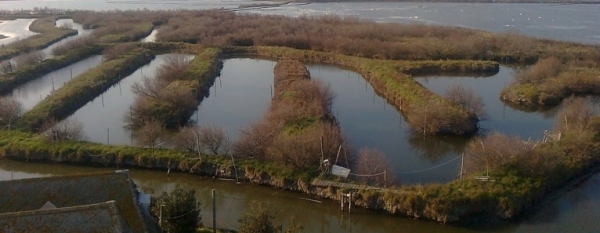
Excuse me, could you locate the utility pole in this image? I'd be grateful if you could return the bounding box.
[106,127,109,145]
[212,189,216,233]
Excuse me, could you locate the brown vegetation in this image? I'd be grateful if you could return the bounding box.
[445,84,486,120]
[235,60,343,170]
[0,97,22,128]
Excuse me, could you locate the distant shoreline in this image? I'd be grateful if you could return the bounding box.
[272,0,600,4]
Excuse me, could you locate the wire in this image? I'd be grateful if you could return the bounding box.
[348,171,386,177]
[164,207,201,220]
[396,155,462,174]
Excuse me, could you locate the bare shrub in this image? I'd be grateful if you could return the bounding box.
[134,119,165,148]
[173,125,228,157]
[515,57,563,84]
[0,97,22,127]
[52,36,96,56]
[555,97,597,134]
[14,51,45,69]
[102,43,138,61]
[445,84,486,119]
[353,147,393,186]
[155,54,192,83]
[0,60,15,74]
[464,133,534,176]
[42,118,86,142]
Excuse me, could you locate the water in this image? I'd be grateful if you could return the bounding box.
[1,158,600,233]
[190,58,275,142]
[141,29,158,43]
[0,18,37,45]
[8,55,102,111]
[41,19,93,58]
[0,1,599,231]
[66,54,190,145]
[415,66,556,140]
[244,3,600,45]
[0,0,274,11]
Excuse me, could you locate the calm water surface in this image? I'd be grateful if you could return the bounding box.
[1,158,599,233]
[190,58,275,141]
[8,55,102,111]
[0,18,37,45]
[41,19,93,58]
[0,1,599,232]
[67,54,192,145]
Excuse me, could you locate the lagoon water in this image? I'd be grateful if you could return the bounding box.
[0,18,37,45]
[1,1,600,232]
[9,55,103,111]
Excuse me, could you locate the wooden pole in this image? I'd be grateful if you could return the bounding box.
[459,153,465,179]
[348,193,352,214]
[335,145,342,165]
[340,193,344,211]
[320,136,324,171]
[212,189,216,233]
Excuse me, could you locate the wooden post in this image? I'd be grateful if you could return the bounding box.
[340,193,344,211]
[212,189,216,233]
[335,145,342,164]
[348,193,352,214]
[320,136,324,171]
[459,153,465,179]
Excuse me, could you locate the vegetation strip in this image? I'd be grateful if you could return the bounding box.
[16,48,155,132]
[0,45,102,94]
[129,48,222,129]
[223,46,496,135]
[0,17,78,60]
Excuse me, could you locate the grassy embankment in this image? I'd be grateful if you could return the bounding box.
[0,16,78,60]
[0,45,102,94]
[501,57,600,106]
[129,47,222,128]
[15,47,155,132]
[234,59,344,170]
[224,46,497,135]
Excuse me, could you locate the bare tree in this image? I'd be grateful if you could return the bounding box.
[556,97,597,133]
[134,119,165,148]
[464,133,534,176]
[353,147,393,187]
[515,57,563,84]
[173,125,228,159]
[155,54,192,83]
[0,60,15,74]
[445,84,486,120]
[14,51,45,69]
[42,118,86,142]
[0,97,22,130]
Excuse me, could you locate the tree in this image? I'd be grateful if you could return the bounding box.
[151,184,201,233]
[172,125,229,159]
[0,97,22,129]
[238,202,276,233]
[42,118,86,142]
[556,97,597,134]
[134,119,165,148]
[445,84,486,120]
[354,147,393,187]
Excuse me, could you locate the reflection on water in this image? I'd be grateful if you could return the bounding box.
[190,59,275,142]
[0,18,37,45]
[0,159,495,233]
[307,64,462,184]
[9,55,103,111]
[415,66,556,140]
[67,54,191,145]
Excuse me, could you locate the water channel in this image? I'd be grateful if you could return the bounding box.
[1,2,600,232]
[65,54,193,145]
[8,55,103,111]
[40,18,93,59]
